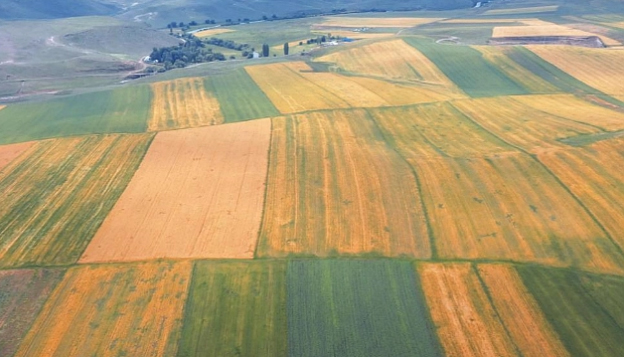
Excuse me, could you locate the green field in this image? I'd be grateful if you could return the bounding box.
[287,260,443,357]
[518,266,624,357]
[205,69,280,122]
[405,37,528,97]
[177,261,287,357]
[0,86,151,145]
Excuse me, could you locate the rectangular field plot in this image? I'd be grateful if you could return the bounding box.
[476,264,569,357]
[149,77,223,131]
[0,86,152,145]
[288,260,442,357]
[317,17,442,28]
[14,261,191,357]
[80,120,271,262]
[492,20,620,46]
[0,134,153,268]
[258,110,430,258]
[0,141,34,171]
[0,269,65,357]
[245,61,451,114]
[207,69,280,122]
[518,266,624,356]
[177,261,287,357]
[405,38,527,97]
[418,263,518,356]
[528,46,624,96]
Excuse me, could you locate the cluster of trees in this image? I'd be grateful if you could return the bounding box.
[204,37,249,51]
[303,35,338,45]
[149,35,226,70]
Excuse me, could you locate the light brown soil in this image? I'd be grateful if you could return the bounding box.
[79,119,271,262]
[0,141,34,171]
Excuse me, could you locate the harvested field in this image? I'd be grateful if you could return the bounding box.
[80,120,271,262]
[528,46,624,95]
[194,28,234,37]
[441,19,521,24]
[149,77,223,131]
[246,62,450,114]
[538,139,624,251]
[316,39,463,94]
[489,36,607,48]
[418,263,517,357]
[452,96,601,152]
[177,261,287,357]
[0,141,34,171]
[14,261,191,357]
[493,20,620,46]
[0,134,153,268]
[477,264,569,357]
[317,17,443,28]
[518,266,624,356]
[258,111,430,258]
[289,260,442,357]
[0,269,65,357]
[371,105,624,274]
[484,5,559,15]
[475,46,559,93]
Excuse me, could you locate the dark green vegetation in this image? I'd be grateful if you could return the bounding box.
[178,261,287,357]
[149,34,226,70]
[0,86,151,145]
[0,269,65,356]
[405,37,528,97]
[205,70,280,122]
[518,266,624,357]
[287,260,443,357]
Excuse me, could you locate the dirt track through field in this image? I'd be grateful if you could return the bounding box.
[80,120,271,262]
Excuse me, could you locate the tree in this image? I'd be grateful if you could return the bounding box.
[262,43,269,57]
[189,20,198,26]
[283,42,289,55]
[170,21,178,28]
[178,22,185,27]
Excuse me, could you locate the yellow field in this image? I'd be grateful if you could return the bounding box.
[418,263,517,357]
[15,261,191,357]
[246,62,452,114]
[452,96,601,152]
[538,138,624,252]
[193,28,234,37]
[477,264,570,357]
[0,105,4,111]
[528,46,624,95]
[475,46,559,93]
[317,17,443,28]
[258,110,431,258]
[316,39,463,93]
[149,77,223,131]
[484,5,559,15]
[492,20,620,46]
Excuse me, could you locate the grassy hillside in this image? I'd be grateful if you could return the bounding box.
[0,0,119,20]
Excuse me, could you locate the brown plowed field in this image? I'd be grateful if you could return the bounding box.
[418,263,517,357]
[149,77,223,131]
[477,264,569,357]
[80,120,271,262]
[258,110,430,258]
[0,141,34,171]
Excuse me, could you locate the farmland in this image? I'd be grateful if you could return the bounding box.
[193,28,234,38]
[0,134,153,267]
[316,17,443,28]
[0,141,34,171]
[491,20,621,46]
[288,260,442,357]
[80,120,271,263]
[258,110,430,258]
[149,77,223,131]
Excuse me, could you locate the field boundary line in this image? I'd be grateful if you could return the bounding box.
[254,118,275,259]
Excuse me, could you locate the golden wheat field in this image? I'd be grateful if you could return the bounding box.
[528,46,624,95]
[316,17,443,28]
[492,19,620,46]
[258,110,431,258]
[14,261,191,357]
[193,28,234,38]
[0,141,34,171]
[477,264,570,357]
[80,120,271,263]
[149,77,223,131]
[418,263,518,357]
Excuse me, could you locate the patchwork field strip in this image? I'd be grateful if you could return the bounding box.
[492,20,621,46]
[370,105,624,274]
[0,86,152,145]
[484,5,559,15]
[0,269,65,357]
[288,260,442,357]
[0,134,153,268]
[149,77,224,131]
[14,261,191,357]
[0,141,34,171]
[316,17,443,28]
[528,46,624,96]
[177,261,287,357]
[518,266,624,356]
[193,28,234,38]
[258,110,430,258]
[80,120,271,262]
[246,61,451,114]
[312,30,395,40]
